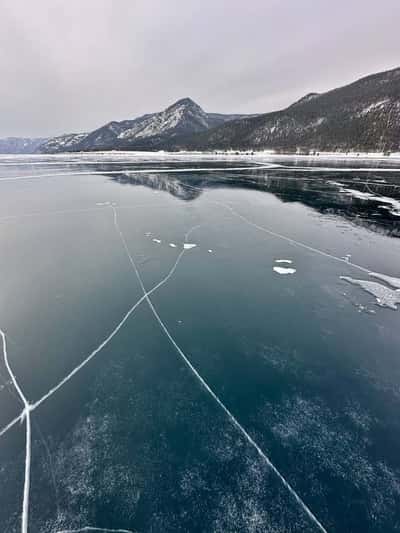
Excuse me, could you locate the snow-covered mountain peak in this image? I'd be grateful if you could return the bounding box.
[166,97,202,110]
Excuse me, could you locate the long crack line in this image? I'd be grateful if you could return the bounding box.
[111,206,328,533]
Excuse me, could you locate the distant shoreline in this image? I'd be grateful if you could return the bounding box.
[1,150,400,161]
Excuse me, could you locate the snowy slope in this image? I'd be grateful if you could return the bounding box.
[181,67,400,153]
[40,98,251,153]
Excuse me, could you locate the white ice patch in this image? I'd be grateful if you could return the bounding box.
[340,276,400,310]
[184,243,197,250]
[369,272,400,290]
[341,187,400,216]
[152,238,161,244]
[275,259,293,264]
[273,266,296,275]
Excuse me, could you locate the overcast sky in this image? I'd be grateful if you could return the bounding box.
[1,0,399,137]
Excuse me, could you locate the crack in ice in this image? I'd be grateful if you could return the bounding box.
[57,526,135,533]
[0,330,32,533]
[214,200,371,275]
[0,165,276,183]
[0,210,196,532]
[111,207,328,533]
[56,528,135,533]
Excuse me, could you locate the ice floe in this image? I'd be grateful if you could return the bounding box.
[340,276,400,310]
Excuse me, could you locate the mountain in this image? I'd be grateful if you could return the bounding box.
[177,67,400,153]
[0,137,47,154]
[40,98,251,153]
[4,66,400,154]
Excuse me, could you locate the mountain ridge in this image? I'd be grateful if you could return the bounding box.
[39,98,253,153]
[1,66,399,154]
[176,66,400,153]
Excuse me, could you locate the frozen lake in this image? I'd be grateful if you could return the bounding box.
[1,153,400,532]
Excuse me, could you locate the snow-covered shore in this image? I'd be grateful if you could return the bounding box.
[1,149,400,162]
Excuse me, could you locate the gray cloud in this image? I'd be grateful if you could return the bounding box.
[1,0,399,137]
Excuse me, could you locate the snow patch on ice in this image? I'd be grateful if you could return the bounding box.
[369,272,400,290]
[341,187,400,216]
[273,267,296,275]
[340,276,400,310]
